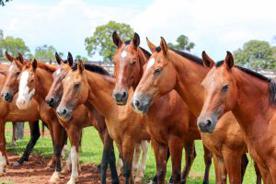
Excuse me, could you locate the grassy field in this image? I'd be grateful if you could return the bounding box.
[4,122,258,183]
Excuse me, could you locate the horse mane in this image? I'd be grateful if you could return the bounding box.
[155,46,204,66]
[37,62,56,73]
[235,66,271,82]
[269,78,276,105]
[72,63,110,76]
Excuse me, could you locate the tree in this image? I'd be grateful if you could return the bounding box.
[75,55,88,62]
[0,36,29,56]
[0,0,11,6]
[85,21,134,62]
[234,40,276,69]
[34,45,57,62]
[168,34,195,51]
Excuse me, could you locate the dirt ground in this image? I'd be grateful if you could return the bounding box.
[0,153,124,184]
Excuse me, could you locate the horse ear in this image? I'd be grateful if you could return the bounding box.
[67,52,73,66]
[17,53,24,63]
[55,52,62,65]
[160,37,168,56]
[32,59,38,71]
[202,51,215,68]
[224,51,234,70]
[78,61,84,74]
[112,31,122,48]
[146,37,156,53]
[5,51,14,62]
[132,32,140,48]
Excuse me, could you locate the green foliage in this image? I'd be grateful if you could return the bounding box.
[75,55,88,62]
[0,0,11,6]
[234,40,276,69]
[85,21,134,62]
[34,45,57,62]
[168,34,195,51]
[0,36,29,57]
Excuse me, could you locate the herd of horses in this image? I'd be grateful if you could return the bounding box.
[0,31,275,184]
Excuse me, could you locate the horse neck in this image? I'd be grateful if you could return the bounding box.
[34,68,53,103]
[231,68,271,136]
[85,71,118,116]
[170,52,208,116]
[133,48,149,89]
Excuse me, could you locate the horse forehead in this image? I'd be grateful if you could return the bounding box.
[9,62,18,72]
[20,70,30,85]
[146,58,155,70]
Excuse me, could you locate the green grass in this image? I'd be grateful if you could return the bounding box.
[4,122,258,183]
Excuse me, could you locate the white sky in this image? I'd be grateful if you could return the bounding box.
[1,0,276,60]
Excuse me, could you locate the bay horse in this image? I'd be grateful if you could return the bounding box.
[45,52,120,184]
[197,51,276,183]
[112,32,212,184]
[57,61,151,184]
[1,55,68,183]
[131,38,262,184]
[0,53,42,174]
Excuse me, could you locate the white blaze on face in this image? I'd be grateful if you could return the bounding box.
[9,63,16,72]
[55,68,61,76]
[16,71,35,109]
[146,58,155,70]
[121,50,128,58]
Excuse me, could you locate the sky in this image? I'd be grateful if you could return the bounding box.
[1,0,276,61]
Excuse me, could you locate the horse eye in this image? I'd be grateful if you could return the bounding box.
[129,60,136,65]
[221,84,229,92]
[74,83,80,89]
[154,68,162,75]
[16,72,20,75]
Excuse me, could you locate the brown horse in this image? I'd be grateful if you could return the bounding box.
[112,32,212,184]
[0,54,43,174]
[45,52,119,184]
[1,55,68,183]
[131,38,262,184]
[198,51,276,183]
[57,61,151,184]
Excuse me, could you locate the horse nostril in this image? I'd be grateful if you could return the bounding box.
[62,108,67,115]
[134,100,140,108]
[122,91,127,98]
[206,119,212,127]
[47,97,55,107]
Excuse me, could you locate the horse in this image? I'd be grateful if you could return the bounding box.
[45,52,120,184]
[131,37,262,184]
[56,61,151,184]
[197,51,276,183]
[112,31,212,184]
[0,53,44,174]
[1,55,68,183]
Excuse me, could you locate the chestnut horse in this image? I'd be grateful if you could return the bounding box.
[0,54,43,174]
[112,32,212,184]
[45,52,119,184]
[198,51,276,183]
[132,38,262,184]
[1,56,68,183]
[57,61,151,184]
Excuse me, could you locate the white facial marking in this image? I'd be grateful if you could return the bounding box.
[0,152,6,173]
[121,50,128,58]
[146,58,155,70]
[16,71,35,109]
[9,63,15,72]
[55,68,61,76]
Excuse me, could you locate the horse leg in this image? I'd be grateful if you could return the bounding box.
[135,140,149,183]
[241,153,248,182]
[100,130,119,184]
[223,149,242,184]
[67,127,81,184]
[253,162,262,184]
[181,141,196,184]
[202,145,212,184]
[0,121,7,175]
[12,122,17,145]
[122,138,135,184]
[152,148,171,184]
[13,120,40,167]
[132,143,141,179]
[213,155,227,184]
[169,138,183,184]
[49,123,67,184]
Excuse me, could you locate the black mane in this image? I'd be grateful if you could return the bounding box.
[235,66,270,82]
[71,63,110,76]
[155,46,203,66]
[270,78,276,105]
